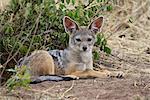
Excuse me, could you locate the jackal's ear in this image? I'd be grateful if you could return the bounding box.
[63,16,79,34]
[88,17,103,34]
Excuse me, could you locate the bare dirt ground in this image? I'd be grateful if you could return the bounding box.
[0,0,150,100]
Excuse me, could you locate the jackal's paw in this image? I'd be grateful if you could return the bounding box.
[108,71,124,78]
[65,75,79,80]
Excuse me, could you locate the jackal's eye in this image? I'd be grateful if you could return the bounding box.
[76,38,81,42]
[87,38,92,42]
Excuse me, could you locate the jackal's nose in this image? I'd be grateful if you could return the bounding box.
[82,46,87,51]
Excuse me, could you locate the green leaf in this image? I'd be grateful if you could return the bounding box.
[66,0,70,4]
[75,10,79,18]
[72,0,75,5]
[107,5,113,11]
[97,0,100,3]
[19,45,28,55]
[68,11,73,17]
[6,66,31,91]
[104,46,111,54]
[6,78,16,90]
[93,50,100,60]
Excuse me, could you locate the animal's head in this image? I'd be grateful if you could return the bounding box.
[63,16,103,52]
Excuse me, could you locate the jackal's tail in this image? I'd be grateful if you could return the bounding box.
[30,75,76,84]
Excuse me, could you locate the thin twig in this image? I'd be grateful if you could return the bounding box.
[59,80,75,99]
[5,19,27,66]
[21,12,42,65]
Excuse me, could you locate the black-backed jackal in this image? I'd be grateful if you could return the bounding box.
[19,16,123,83]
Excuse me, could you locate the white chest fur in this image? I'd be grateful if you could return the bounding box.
[80,51,93,63]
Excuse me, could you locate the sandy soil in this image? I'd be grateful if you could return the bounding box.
[0,0,150,100]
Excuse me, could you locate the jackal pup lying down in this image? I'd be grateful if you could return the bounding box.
[19,16,123,83]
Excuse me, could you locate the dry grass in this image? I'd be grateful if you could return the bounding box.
[103,0,150,55]
[0,0,10,11]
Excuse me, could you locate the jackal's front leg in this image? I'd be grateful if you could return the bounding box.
[65,63,123,79]
[70,69,124,79]
[69,69,111,78]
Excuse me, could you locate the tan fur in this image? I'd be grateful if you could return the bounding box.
[29,50,55,76]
